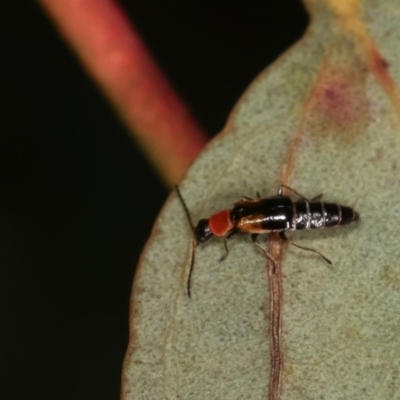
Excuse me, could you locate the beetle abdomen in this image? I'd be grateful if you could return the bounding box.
[293,201,359,230]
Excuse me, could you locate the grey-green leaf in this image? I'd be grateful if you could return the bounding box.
[122,1,400,399]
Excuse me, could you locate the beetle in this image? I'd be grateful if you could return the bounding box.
[176,185,359,297]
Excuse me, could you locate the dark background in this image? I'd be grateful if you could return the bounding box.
[1,1,307,399]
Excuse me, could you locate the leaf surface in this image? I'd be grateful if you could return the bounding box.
[122,1,400,398]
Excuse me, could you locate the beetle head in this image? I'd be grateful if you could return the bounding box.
[194,219,213,243]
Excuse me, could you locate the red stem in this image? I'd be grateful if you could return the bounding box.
[39,0,208,186]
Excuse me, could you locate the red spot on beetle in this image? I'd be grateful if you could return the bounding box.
[208,210,233,237]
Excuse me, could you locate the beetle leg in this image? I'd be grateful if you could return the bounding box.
[186,239,197,298]
[310,193,323,201]
[278,184,323,201]
[278,231,332,264]
[226,229,237,240]
[239,196,258,202]
[251,234,277,272]
[240,192,261,201]
[219,238,229,262]
[219,230,238,261]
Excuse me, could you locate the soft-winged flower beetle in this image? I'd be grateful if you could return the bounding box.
[176,185,359,298]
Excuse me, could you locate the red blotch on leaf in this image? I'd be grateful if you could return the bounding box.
[370,48,392,88]
[311,65,370,133]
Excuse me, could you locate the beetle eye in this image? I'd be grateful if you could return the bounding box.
[194,219,213,243]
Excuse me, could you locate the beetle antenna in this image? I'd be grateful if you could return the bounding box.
[175,185,195,232]
[187,239,197,298]
[175,185,197,297]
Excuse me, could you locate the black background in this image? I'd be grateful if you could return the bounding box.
[1,1,307,398]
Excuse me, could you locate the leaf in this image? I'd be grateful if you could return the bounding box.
[122,1,400,399]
